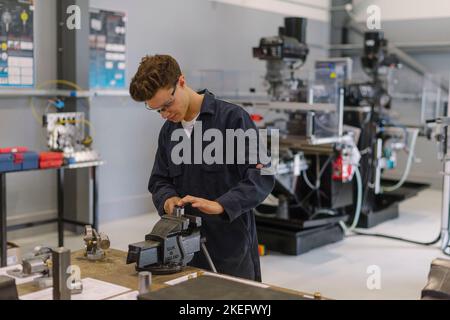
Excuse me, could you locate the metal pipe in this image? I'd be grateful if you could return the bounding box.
[0,174,6,267]
[442,87,450,250]
[201,242,217,273]
[338,88,344,137]
[329,41,450,53]
[374,138,382,195]
[138,271,152,295]
[92,166,99,231]
[441,159,450,250]
[57,169,64,247]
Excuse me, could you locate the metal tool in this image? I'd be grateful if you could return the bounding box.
[0,276,18,300]
[52,247,71,300]
[138,271,151,295]
[6,246,53,288]
[6,246,82,293]
[84,225,110,260]
[174,205,184,217]
[127,207,217,274]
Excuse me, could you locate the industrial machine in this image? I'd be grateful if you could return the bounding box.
[43,111,101,164]
[247,26,436,255]
[126,206,217,274]
[342,31,428,228]
[253,16,309,102]
[5,246,82,294]
[7,246,53,288]
[248,17,358,255]
[83,225,110,261]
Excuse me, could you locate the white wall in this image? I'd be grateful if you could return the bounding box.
[0,0,330,232]
[210,0,330,21]
[353,0,450,21]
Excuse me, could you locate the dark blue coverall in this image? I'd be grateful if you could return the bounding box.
[148,90,275,281]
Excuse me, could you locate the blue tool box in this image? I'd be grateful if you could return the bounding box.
[0,154,14,172]
[22,152,39,170]
[11,161,21,171]
[0,152,39,172]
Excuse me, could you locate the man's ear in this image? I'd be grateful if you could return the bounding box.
[179,74,186,87]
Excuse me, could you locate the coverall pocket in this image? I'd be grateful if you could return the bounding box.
[200,164,226,194]
[168,163,183,177]
[201,163,224,172]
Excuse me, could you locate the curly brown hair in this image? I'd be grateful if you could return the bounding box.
[129,55,182,102]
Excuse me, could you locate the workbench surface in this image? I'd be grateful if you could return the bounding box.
[17,248,322,300]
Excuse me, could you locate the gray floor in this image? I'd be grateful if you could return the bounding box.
[9,189,448,300]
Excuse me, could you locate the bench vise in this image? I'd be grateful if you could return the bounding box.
[126,207,209,274]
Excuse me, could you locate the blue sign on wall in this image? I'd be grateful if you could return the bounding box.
[0,0,34,88]
[89,8,126,90]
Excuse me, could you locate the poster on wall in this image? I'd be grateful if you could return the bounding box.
[0,0,34,87]
[89,8,126,90]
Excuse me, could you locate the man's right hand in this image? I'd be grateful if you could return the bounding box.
[164,196,181,215]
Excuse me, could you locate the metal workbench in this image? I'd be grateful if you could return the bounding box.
[0,161,103,267]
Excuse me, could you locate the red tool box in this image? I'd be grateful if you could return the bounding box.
[0,146,29,154]
[39,160,64,169]
[39,152,64,161]
[39,152,64,169]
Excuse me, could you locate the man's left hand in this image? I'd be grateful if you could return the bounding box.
[178,196,224,215]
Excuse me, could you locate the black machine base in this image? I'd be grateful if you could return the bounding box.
[136,263,184,275]
[256,223,345,255]
[355,180,429,229]
[356,203,399,229]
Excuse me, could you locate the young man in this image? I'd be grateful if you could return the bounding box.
[129,55,274,281]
